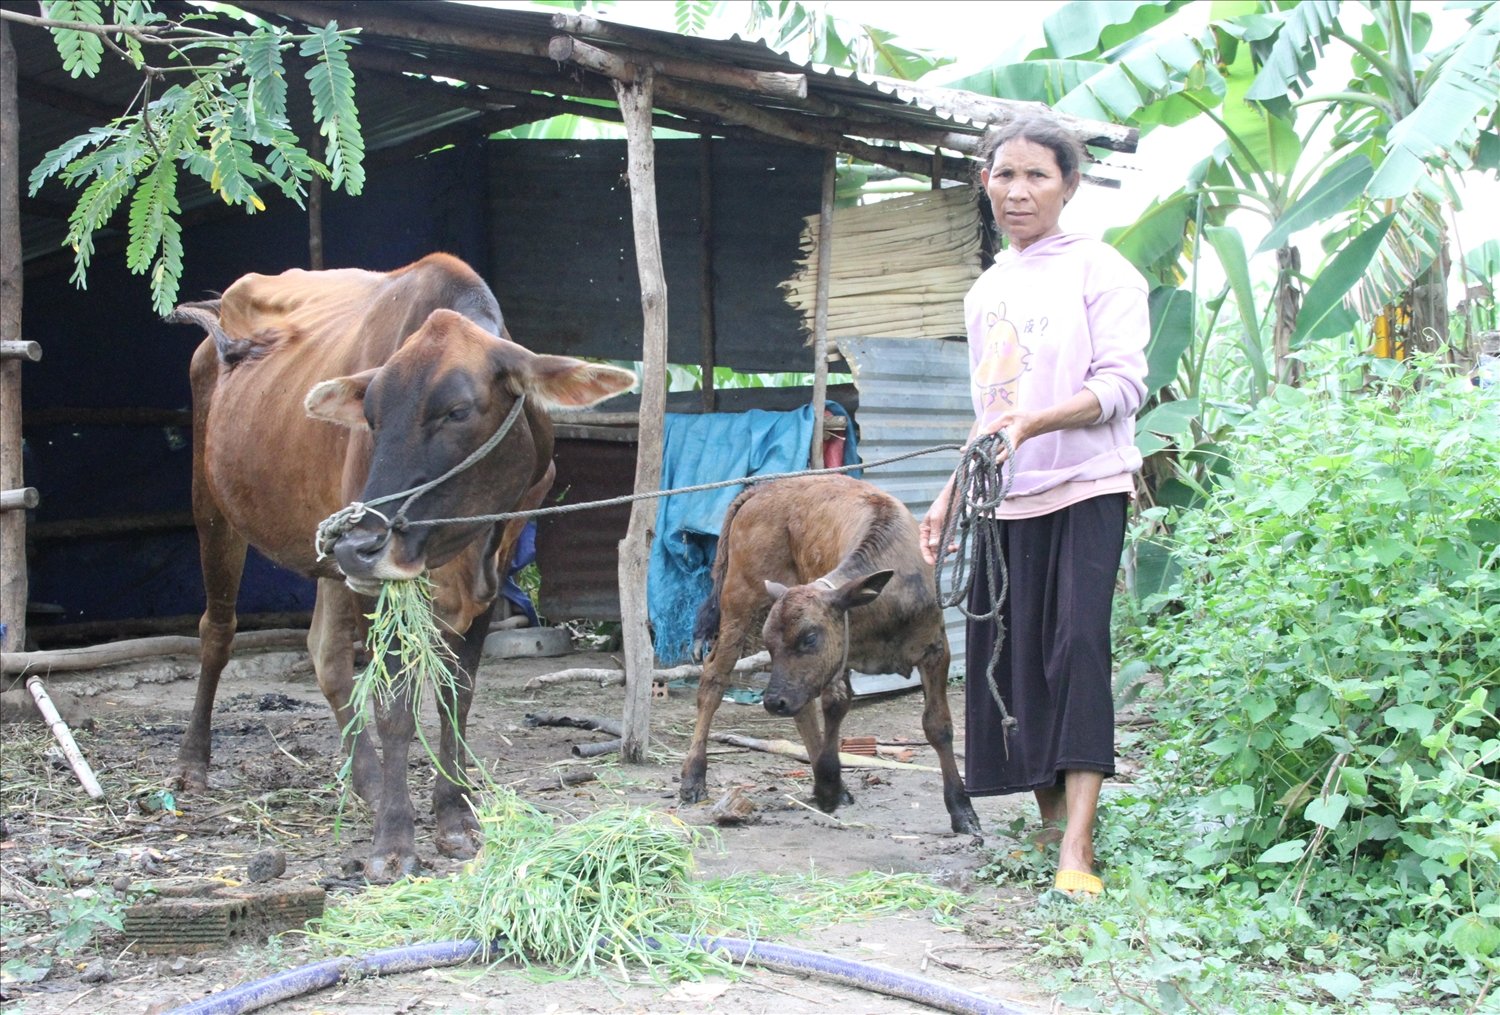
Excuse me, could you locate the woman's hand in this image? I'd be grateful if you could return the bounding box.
[978,410,1036,464]
[919,485,956,566]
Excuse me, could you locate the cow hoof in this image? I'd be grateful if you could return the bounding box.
[435,827,481,860]
[365,852,422,882]
[171,765,208,793]
[679,780,708,805]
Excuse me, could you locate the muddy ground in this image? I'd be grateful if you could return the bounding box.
[0,638,1136,1014]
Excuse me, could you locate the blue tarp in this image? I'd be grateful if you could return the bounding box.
[647,403,858,664]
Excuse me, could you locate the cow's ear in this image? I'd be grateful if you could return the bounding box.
[834,570,894,611]
[765,580,790,602]
[305,369,378,428]
[522,355,637,409]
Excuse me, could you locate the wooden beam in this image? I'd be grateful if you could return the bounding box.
[552,13,808,100]
[809,151,834,467]
[239,1,555,61]
[613,68,667,764]
[1,19,26,653]
[1,488,38,512]
[698,135,716,413]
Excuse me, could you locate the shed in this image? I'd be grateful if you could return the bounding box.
[0,1,1137,755]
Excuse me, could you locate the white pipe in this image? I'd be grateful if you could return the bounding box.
[25,674,104,799]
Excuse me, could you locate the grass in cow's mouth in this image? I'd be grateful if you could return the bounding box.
[304,787,964,981]
[343,576,470,783]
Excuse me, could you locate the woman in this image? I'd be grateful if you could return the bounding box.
[919,114,1148,895]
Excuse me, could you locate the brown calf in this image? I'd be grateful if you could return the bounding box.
[679,474,981,835]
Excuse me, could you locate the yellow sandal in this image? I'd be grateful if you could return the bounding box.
[1053,869,1103,896]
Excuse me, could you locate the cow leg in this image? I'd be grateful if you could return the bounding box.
[808,675,855,813]
[679,634,745,804]
[309,580,381,808]
[175,495,247,792]
[918,645,981,835]
[431,601,493,859]
[367,682,420,881]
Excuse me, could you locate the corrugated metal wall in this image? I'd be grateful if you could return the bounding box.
[838,336,974,672]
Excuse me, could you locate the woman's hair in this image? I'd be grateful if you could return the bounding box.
[975,114,1086,185]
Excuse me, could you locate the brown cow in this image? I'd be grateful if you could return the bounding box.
[679,474,981,835]
[169,253,635,878]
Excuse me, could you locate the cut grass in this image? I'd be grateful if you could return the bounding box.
[307,788,965,981]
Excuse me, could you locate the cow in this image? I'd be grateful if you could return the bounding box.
[167,253,636,879]
[678,474,982,836]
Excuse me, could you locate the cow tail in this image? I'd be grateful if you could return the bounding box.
[691,486,757,661]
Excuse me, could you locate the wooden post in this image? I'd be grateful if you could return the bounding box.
[307,144,325,270]
[809,151,835,467]
[1,20,27,653]
[698,135,716,412]
[613,68,668,763]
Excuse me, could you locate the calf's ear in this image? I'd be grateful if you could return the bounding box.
[305,369,378,428]
[523,355,637,409]
[764,580,790,602]
[834,570,895,611]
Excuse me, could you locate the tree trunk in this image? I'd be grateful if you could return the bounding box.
[1405,235,1451,361]
[1272,244,1303,387]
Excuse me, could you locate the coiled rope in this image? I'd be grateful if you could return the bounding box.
[931,431,1018,751]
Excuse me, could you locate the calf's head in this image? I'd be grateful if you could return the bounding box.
[759,570,894,716]
[306,309,634,590]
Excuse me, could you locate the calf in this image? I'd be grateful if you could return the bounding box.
[679,474,981,835]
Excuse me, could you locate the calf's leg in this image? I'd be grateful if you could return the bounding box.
[309,580,381,807]
[807,676,855,813]
[918,645,981,835]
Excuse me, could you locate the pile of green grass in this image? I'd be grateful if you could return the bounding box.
[308,788,965,981]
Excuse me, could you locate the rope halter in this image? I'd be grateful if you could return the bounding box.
[314,394,528,562]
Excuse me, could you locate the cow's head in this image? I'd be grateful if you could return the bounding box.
[758,570,895,716]
[305,308,635,591]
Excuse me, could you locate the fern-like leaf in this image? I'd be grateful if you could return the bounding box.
[300,22,365,195]
[126,158,177,275]
[29,134,94,196]
[207,128,267,211]
[674,0,713,36]
[43,1,106,78]
[242,29,288,124]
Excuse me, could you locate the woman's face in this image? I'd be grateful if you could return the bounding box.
[981,138,1079,252]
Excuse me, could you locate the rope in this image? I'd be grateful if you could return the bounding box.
[931,431,1018,752]
[373,442,967,529]
[312,400,1018,749]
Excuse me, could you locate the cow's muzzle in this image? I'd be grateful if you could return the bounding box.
[334,526,395,583]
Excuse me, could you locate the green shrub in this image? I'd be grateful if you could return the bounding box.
[1129,356,1499,989]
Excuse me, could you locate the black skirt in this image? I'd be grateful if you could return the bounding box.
[963,493,1126,796]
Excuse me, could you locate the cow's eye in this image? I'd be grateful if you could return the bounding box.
[445,404,472,423]
[796,631,819,653]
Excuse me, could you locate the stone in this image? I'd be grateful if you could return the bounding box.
[246,848,287,883]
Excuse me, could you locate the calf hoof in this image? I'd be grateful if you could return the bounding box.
[813,785,855,814]
[950,805,983,837]
[365,851,422,882]
[679,776,708,805]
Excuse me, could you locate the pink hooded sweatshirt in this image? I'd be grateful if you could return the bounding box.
[964,232,1149,507]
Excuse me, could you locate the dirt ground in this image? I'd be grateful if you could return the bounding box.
[0,638,1108,1015]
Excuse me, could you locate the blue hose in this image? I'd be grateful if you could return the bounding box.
[166,936,1024,1015]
